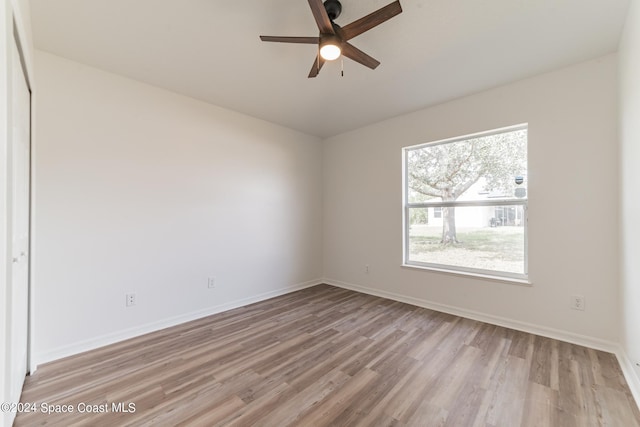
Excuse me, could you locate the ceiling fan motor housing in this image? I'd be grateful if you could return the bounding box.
[324,0,342,20]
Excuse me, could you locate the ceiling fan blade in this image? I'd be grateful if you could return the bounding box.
[341,43,380,69]
[308,0,334,34]
[260,36,319,44]
[341,1,402,40]
[308,55,326,78]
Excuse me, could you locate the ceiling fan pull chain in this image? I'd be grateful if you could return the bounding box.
[341,57,344,77]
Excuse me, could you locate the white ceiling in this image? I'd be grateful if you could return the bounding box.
[30,0,629,138]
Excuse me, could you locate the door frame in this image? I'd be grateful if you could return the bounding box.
[12,18,33,375]
[1,3,35,424]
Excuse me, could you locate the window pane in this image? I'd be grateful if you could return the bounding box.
[408,205,526,275]
[407,128,527,204]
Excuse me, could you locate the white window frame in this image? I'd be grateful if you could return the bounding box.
[402,124,528,282]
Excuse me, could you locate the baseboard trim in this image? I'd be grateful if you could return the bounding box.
[615,346,640,410]
[324,279,640,411]
[36,279,323,367]
[323,278,619,354]
[34,277,640,412]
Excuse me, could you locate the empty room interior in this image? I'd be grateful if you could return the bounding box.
[2,0,640,425]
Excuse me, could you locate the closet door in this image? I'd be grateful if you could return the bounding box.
[7,32,31,406]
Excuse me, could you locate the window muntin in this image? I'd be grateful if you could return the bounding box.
[403,125,528,280]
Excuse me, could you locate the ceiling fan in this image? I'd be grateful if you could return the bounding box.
[260,0,402,78]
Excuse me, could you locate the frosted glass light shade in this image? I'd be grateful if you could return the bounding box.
[320,43,341,61]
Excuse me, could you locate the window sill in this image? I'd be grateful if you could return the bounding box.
[401,263,532,286]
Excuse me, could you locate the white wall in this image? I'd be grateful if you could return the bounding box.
[32,51,323,364]
[323,55,620,346]
[619,0,640,399]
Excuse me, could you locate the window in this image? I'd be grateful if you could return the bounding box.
[403,125,528,280]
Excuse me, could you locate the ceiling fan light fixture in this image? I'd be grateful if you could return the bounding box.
[320,35,341,61]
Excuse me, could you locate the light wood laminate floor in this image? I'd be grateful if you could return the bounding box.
[16,284,640,426]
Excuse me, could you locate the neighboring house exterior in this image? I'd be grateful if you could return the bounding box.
[428,205,524,228]
[424,179,526,228]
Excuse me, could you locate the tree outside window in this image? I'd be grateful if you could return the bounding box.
[403,125,528,279]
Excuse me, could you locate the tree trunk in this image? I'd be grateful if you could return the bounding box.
[441,205,459,245]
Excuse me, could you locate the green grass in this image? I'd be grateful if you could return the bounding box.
[409,226,524,262]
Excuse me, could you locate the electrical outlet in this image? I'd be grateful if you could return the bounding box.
[126,293,136,307]
[208,277,216,289]
[571,295,585,311]
[365,264,370,274]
